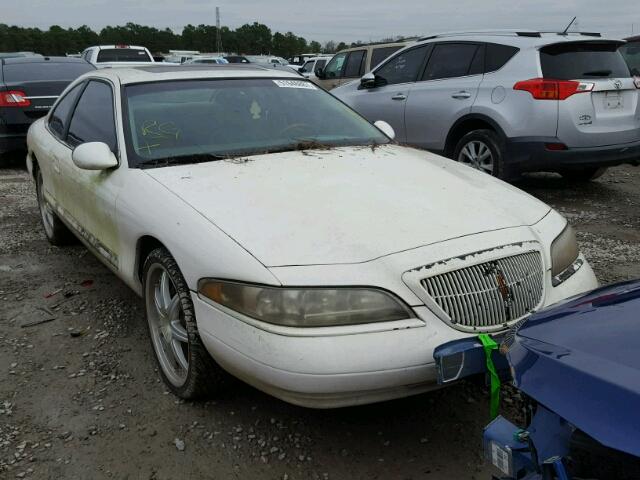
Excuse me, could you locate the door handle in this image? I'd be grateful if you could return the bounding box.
[452,91,472,99]
[391,93,407,101]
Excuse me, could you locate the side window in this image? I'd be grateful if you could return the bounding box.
[374,46,429,86]
[324,52,348,78]
[49,83,84,139]
[344,50,366,78]
[485,44,519,73]
[468,44,485,76]
[67,81,117,153]
[370,46,403,69]
[422,43,480,81]
[316,59,327,70]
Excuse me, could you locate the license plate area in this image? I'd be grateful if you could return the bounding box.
[604,91,623,109]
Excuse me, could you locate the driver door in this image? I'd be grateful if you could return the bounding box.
[58,79,124,270]
[345,45,431,143]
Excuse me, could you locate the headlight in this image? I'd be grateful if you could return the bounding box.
[550,222,581,285]
[198,280,413,327]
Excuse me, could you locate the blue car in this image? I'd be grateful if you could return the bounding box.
[435,280,640,479]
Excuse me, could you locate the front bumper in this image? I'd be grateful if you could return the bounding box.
[191,257,598,408]
[504,137,640,175]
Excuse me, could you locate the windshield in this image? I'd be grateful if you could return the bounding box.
[123,78,389,168]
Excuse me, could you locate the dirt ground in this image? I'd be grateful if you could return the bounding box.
[1,158,639,480]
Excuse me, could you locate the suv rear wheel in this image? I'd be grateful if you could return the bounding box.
[453,129,506,178]
[560,167,607,182]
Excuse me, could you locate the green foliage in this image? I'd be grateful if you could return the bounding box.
[0,22,337,57]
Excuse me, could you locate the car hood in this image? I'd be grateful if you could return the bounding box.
[508,280,640,457]
[143,145,550,267]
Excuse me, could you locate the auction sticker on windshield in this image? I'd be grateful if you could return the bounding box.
[273,79,317,89]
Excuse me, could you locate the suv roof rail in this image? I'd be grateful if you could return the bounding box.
[418,29,602,41]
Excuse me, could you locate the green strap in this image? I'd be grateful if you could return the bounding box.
[478,333,500,419]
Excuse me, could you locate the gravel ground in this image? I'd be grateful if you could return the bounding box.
[1,159,639,480]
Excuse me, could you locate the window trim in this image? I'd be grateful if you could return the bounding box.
[47,78,120,162]
[419,41,484,83]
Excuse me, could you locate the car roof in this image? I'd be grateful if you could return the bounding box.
[89,45,148,50]
[86,64,302,85]
[0,56,91,65]
[415,30,623,48]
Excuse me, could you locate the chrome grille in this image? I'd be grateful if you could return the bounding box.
[421,251,544,330]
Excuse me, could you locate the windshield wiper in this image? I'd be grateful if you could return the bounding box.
[581,70,612,77]
[138,153,230,169]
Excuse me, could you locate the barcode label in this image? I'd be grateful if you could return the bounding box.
[491,442,511,475]
[273,79,317,90]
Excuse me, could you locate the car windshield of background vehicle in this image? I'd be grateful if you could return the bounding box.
[123,78,389,168]
[96,48,152,62]
[3,63,93,82]
[540,42,631,79]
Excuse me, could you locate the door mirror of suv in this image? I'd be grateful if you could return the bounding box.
[360,72,376,89]
[315,67,326,79]
[72,142,118,170]
[374,120,395,140]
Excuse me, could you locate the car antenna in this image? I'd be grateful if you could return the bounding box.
[561,16,577,35]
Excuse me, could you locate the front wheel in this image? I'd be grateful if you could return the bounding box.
[453,129,506,178]
[143,247,226,399]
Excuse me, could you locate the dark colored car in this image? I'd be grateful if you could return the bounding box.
[224,55,251,64]
[435,280,640,479]
[0,56,94,157]
[621,35,640,76]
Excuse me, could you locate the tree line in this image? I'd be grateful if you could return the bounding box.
[0,22,356,58]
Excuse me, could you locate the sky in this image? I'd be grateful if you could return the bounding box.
[3,0,638,43]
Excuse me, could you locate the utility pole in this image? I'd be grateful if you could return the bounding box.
[215,6,222,55]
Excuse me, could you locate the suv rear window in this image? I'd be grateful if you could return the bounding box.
[540,42,630,79]
[2,62,93,82]
[96,49,151,62]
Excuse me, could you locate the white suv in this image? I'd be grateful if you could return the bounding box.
[333,31,640,180]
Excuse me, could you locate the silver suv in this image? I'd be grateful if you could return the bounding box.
[333,31,640,180]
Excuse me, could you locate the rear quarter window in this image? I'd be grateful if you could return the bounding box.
[485,43,519,72]
[540,42,631,79]
[3,63,94,82]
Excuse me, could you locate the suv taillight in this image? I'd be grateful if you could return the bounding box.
[514,78,594,100]
[0,90,31,107]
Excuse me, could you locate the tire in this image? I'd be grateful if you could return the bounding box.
[142,247,226,399]
[453,129,507,179]
[560,167,607,182]
[35,168,74,245]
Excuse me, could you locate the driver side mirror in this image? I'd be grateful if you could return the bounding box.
[315,67,326,79]
[374,120,395,140]
[360,72,376,89]
[72,142,118,170]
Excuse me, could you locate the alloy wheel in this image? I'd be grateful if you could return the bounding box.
[145,264,190,387]
[458,140,494,174]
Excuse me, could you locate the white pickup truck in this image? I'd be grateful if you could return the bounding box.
[81,45,160,68]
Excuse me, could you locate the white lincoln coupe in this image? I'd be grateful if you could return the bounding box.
[26,65,598,408]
